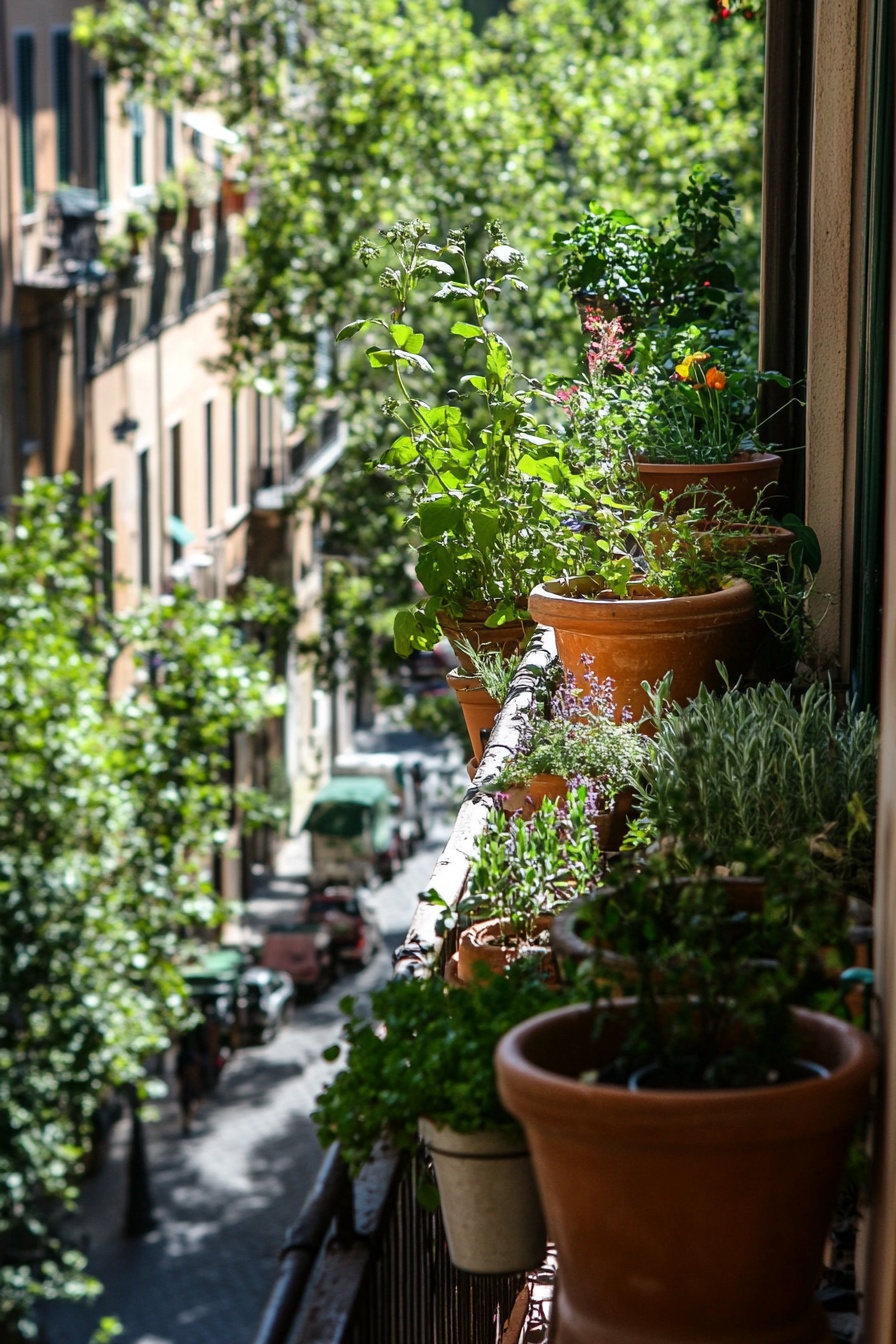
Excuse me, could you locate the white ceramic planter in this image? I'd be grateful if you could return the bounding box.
[418,1118,547,1274]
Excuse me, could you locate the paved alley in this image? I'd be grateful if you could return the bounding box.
[43,815,454,1344]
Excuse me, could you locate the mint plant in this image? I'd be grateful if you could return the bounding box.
[339,220,595,654]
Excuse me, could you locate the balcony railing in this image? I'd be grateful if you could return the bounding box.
[252,632,558,1344]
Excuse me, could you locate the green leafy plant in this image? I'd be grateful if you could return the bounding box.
[551,168,742,332]
[313,964,568,1177]
[570,843,847,1089]
[453,639,523,703]
[340,219,596,654]
[632,679,879,896]
[406,690,467,749]
[180,157,220,209]
[98,233,133,275]
[125,206,155,242]
[491,658,646,798]
[154,173,186,218]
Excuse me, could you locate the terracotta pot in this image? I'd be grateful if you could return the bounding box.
[496,1003,878,1344]
[457,915,555,985]
[694,520,796,564]
[156,206,178,235]
[186,202,202,232]
[418,1119,547,1274]
[220,179,248,216]
[636,451,782,517]
[438,601,533,673]
[501,772,568,818]
[466,756,478,782]
[447,668,500,763]
[528,576,758,723]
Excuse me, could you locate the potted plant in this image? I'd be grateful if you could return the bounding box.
[313,964,563,1274]
[489,657,645,840]
[220,172,249,217]
[551,167,742,334]
[180,159,220,231]
[528,497,759,720]
[630,677,879,899]
[495,848,877,1344]
[451,788,604,985]
[447,641,521,764]
[339,219,596,666]
[125,207,155,254]
[154,174,186,233]
[98,232,135,280]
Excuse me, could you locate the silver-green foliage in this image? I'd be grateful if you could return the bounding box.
[634,680,878,893]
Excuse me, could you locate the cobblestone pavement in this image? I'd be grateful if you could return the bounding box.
[43,807,456,1344]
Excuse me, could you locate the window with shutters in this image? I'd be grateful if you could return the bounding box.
[52,30,72,185]
[205,401,214,529]
[92,71,108,203]
[163,112,175,172]
[170,424,183,562]
[230,400,239,507]
[98,482,115,613]
[137,448,151,590]
[128,99,145,187]
[14,33,36,214]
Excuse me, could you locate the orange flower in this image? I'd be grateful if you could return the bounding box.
[705,367,727,391]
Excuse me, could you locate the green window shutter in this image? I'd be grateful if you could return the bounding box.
[52,30,72,184]
[15,33,35,213]
[92,71,108,203]
[163,111,175,172]
[128,99,145,187]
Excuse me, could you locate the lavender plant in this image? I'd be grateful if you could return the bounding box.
[492,657,646,805]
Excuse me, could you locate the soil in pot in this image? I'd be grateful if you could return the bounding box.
[457,916,556,985]
[495,1002,877,1344]
[418,1119,547,1274]
[636,451,782,516]
[528,576,759,723]
[447,668,500,763]
[438,602,533,673]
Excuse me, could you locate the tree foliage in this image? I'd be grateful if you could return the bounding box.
[0,479,282,1334]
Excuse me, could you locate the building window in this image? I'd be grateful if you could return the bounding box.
[163,111,175,173]
[99,482,115,612]
[205,401,214,529]
[92,71,108,203]
[170,423,183,561]
[138,448,151,590]
[52,30,72,185]
[15,33,36,214]
[255,390,263,468]
[129,99,145,187]
[230,400,239,507]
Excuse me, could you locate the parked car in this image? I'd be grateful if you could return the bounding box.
[260,923,335,997]
[307,887,382,967]
[238,967,294,1042]
[304,776,402,886]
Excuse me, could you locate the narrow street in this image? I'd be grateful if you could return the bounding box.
[43,810,455,1344]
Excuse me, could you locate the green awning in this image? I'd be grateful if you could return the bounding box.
[303,776,392,838]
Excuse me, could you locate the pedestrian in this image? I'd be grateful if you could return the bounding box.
[175,1037,202,1136]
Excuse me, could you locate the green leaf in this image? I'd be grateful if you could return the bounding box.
[450,322,483,339]
[384,436,418,467]
[469,508,501,553]
[418,496,461,539]
[336,319,373,342]
[517,453,565,485]
[322,1044,340,1062]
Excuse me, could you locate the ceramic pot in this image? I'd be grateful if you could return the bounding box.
[457,915,555,985]
[693,520,795,564]
[636,451,782,516]
[438,602,533,673]
[447,668,501,763]
[501,773,568,819]
[496,1002,877,1344]
[528,576,758,722]
[418,1119,547,1274]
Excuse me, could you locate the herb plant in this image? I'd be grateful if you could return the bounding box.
[492,658,646,800]
[340,220,595,654]
[461,787,606,945]
[572,845,847,1089]
[632,680,879,896]
[453,639,523,703]
[313,965,567,1177]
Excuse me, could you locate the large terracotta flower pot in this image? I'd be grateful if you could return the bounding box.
[447,668,501,763]
[438,601,533,673]
[528,576,758,722]
[418,1119,547,1274]
[457,915,555,985]
[636,451,782,516]
[496,1002,877,1344]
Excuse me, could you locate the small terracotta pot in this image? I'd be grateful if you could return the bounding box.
[636,451,782,517]
[501,772,568,818]
[457,915,555,985]
[438,601,533,673]
[156,206,178,235]
[528,576,759,723]
[418,1119,547,1274]
[447,668,500,763]
[465,757,478,782]
[496,1003,878,1344]
[694,520,796,564]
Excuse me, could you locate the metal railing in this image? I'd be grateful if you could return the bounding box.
[252,632,557,1344]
